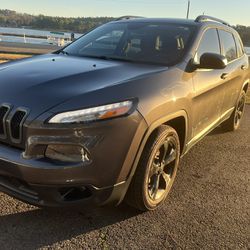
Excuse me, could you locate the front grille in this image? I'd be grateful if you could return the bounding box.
[10,110,27,141]
[0,105,10,137]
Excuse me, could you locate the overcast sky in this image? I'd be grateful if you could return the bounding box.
[1,0,250,26]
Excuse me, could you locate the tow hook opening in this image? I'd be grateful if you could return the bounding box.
[58,187,92,202]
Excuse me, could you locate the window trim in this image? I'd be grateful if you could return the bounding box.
[233,34,245,59]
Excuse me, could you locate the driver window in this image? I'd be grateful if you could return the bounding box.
[195,29,221,64]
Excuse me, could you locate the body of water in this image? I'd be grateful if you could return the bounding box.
[0,27,82,45]
[0,34,51,45]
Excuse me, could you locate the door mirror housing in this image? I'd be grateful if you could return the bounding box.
[198,53,228,70]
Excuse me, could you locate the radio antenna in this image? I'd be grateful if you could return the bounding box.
[186,0,191,19]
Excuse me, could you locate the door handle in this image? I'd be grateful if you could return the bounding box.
[241,65,247,71]
[221,73,229,80]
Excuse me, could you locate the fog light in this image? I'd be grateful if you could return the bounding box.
[45,144,91,163]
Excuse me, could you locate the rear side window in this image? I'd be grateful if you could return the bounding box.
[196,29,220,63]
[219,30,237,62]
[234,35,244,57]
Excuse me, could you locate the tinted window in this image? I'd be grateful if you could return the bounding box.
[234,35,244,57]
[219,30,237,62]
[196,29,220,63]
[64,23,196,66]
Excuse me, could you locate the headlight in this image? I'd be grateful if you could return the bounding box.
[48,100,134,124]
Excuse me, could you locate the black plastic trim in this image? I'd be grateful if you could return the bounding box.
[195,15,230,27]
[0,103,12,140]
[8,107,29,144]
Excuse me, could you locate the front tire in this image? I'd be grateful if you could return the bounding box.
[222,91,246,132]
[125,125,180,211]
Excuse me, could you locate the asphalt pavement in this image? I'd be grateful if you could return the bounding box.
[0,106,249,250]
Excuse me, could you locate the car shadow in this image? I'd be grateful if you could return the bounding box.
[0,203,142,249]
[208,125,230,136]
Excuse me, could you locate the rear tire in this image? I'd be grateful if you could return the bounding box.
[221,91,246,132]
[125,125,180,211]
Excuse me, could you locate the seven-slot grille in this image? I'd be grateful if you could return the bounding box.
[0,105,27,143]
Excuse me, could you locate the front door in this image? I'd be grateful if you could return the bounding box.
[191,28,226,139]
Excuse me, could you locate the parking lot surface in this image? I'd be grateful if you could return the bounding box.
[0,106,249,249]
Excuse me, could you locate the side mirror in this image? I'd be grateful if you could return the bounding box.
[198,53,228,70]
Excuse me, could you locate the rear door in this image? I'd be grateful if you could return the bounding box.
[191,28,225,139]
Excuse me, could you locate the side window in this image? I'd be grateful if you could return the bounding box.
[124,37,142,55]
[219,30,237,62]
[234,35,244,57]
[196,29,220,63]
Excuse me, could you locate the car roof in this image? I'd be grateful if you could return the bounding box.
[111,17,236,33]
[112,17,198,26]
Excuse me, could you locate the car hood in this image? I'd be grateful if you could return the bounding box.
[0,54,166,120]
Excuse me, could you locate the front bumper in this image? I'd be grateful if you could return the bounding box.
[0,173,127,208]
[0,111,147,207]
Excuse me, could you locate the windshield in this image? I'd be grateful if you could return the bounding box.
[63,22,196,66]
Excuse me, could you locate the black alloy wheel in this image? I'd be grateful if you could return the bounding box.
[222,90,246,132]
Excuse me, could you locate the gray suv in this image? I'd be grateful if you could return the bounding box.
[0,15,248,211]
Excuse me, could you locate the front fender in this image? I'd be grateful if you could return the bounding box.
[112,109,188,205]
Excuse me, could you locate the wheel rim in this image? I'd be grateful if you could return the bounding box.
[235,95,245,127]
[147,137,178,202]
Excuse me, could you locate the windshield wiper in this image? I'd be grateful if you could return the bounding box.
[79,55,111,60]
[80,54,136,63]
[106,56,136,63]
[58,50,69,56]
[62,53,167,66]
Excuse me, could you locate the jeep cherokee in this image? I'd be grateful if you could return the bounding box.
[0,15,248,211]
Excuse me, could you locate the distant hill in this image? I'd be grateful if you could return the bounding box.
[0,9,115,33]
[0,9,250,45]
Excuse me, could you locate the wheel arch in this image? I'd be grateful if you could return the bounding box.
[242,79,249,93]
[134,110,188,168]
[142,110,188,155]
[164,116,186,154]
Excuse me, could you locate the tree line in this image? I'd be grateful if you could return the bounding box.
[234,25,250,46]
[0,9,250,45]
[0,9,114,33]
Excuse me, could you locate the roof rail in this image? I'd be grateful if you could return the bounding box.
[115,16,143,21]
[195,15,230,26]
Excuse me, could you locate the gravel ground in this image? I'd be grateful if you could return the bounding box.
[0,106,249,250]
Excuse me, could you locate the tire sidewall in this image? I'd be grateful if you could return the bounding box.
[234,91,246,130]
